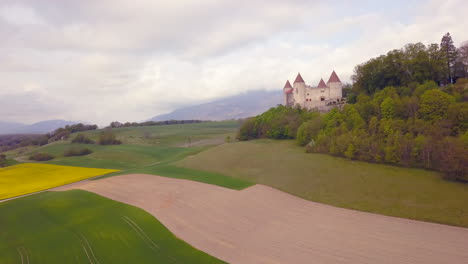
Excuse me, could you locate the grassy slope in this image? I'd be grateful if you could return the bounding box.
[102,164,254,190]
[177,139,468,227]
[12,121,239,170]
[0,190,223,264]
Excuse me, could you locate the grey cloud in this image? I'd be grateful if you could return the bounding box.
[0,0,467,125]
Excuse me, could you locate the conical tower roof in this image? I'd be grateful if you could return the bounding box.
[327,70,341,83]
[283,80,293,89]
[317,78,327,88]
[294,73,305,83]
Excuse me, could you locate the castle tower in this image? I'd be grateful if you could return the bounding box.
[283,80,293,106]
[327,70,342,100]
[317,78,328,103]
[293,73,306,107]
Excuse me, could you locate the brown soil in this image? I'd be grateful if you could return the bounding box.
[55,174,468,264]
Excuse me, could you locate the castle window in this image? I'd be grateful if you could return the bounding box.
[307,93,309,96]
[320,97,325,101]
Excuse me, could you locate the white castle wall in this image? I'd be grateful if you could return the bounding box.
[293,82,306,108]
[327,82,343,100]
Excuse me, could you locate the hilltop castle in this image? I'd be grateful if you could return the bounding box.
[283,71,344,110]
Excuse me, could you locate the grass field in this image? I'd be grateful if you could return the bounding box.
[0,163,117,200]
[100,164,254,190]
[0,190,224,264]
[9,121,239,170]
[177,139,468,227]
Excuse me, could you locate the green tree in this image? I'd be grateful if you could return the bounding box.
[418,89,455,121]
[296,116,323,146]
[343,105,365,130]
[0,154,6,167]
[381,97,396,119]
[344,143,356,159]
[447,102,468,135]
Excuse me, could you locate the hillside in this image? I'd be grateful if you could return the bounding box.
[150,90,282,121]
[176,139,468,227]
[0,120,77,134]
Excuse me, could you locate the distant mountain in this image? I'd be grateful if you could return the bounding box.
[0,122,25,134]
[0,120,78,134]
[151,90,282,121]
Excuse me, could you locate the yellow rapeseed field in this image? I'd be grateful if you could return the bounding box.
[0,163,118,200]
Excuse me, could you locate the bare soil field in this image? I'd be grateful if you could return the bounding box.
[56,174,468,264]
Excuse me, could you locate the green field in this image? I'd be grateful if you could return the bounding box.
[0,190,223,264]
[12,121,239,170]
[101,164,254,190]
[177,139,468,227]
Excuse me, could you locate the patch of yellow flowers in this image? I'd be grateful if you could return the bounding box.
[0,163,118,200]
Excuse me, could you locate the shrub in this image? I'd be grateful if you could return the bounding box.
[29,152,54,161]
[98,130,122,145]
[296,116,323,146]
[63,148,93,157]
[72,134,95,144]
[0,154,6,167]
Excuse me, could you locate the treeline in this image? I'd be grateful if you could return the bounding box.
[0,123,98,153]
[351,33,467,97]
[239,79,467,181]
[107,120,204,128]
[0,134,48,152]
[47,123,98,141]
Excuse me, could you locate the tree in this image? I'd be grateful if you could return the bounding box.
[440,33,457,84]
[98,130,122,145]
[447,102,468,135]
[418,89,455,121]
[381,97,396,119]
[296,117,323,146]
[455,41,468,78]
[0,154,6,167]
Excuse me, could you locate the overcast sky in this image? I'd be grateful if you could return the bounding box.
[1,0,467,125]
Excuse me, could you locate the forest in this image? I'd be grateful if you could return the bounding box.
[238,33,467,182]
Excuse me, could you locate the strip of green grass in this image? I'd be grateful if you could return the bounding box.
[39,144,209,170]
[128,164,254,190]
[177,139,468,227]
[4,159,19,167]
[0,190,224,264]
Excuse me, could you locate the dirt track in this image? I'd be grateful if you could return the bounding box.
[56,174,468,264]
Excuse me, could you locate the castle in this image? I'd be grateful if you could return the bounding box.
[283,71,344,110]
